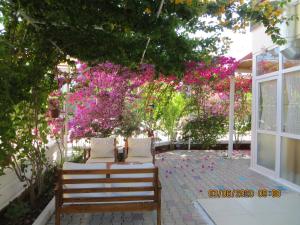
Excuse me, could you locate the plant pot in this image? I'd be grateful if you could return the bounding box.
[50,109,60,118]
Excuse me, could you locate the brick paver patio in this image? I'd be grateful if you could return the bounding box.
[47,150,292,225]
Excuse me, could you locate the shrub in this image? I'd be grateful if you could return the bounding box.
[4,200,30,224]
[183,116,227,149]
[69,146,85,163]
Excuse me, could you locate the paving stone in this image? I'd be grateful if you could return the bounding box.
[46,150,293,225]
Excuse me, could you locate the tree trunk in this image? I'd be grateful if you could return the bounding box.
[29,184,36,207]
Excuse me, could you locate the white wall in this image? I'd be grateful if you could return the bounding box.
[0,142,60,210]
[252,25,276,55]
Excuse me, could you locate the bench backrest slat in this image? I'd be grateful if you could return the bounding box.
[62,177,154,184]
[57,167,159,205]
[63,186,154,193]
[63,196,155,203]
[62,168,155,174]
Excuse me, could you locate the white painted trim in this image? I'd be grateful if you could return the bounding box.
[275,54,283,179]
[276,178,300,192]
[32,197,55,225]
[257,130,277,135]
[254,164,276,177]
[280,132,300,140]
[250,167,300,193]
[227,76,235,158]
[282,65,300,74]
[255,74,279,83]
[251,54,257,169]
[252,47,300,189]
[255,71,278,79]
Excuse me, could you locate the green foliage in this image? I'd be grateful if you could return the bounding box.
[42,164,57,196]
[234,115,251,142]
[2,164,57,225]
[234,93,252,144]
[183,116,227,149]
[4,200,30,224]
[135,82,177,135]
[0,1,289,205]
[160,93,186,141]
[0,85,51,205]
[0,0,291,77]
[69,146,85,163]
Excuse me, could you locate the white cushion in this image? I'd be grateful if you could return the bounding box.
[110,163,155,197]
[128,138,152,157]
[62,162,107,199]
[90,137,115,158]
[125,156,153,163]
[86,157,115,164]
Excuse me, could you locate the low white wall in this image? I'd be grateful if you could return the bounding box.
[0,142,60,210]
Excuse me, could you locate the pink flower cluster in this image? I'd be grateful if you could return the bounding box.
[183,56,239,85]
[183,56,251,117]
[48,117,64,137]
[68,62,154,140]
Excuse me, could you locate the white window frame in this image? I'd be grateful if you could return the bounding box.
[251,47,300,192]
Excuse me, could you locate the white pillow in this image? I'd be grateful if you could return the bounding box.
[62,162,107,199]
[128,138,152,157]
[110,163,155,197]
[90,137,115,158]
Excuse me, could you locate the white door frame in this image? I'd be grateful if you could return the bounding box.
[251,47,300,192]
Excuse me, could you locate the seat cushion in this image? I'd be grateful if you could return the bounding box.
[90,137,115,158]
[62,162,108,199]
[110,163,155,197]
[86,157,115,163]
[127,138,152,157]
[125,156,153,163]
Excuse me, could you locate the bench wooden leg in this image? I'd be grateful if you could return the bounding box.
[55,210,60,225]
[157,206,161,225]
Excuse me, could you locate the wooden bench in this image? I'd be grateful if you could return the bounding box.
[55,163,162,225]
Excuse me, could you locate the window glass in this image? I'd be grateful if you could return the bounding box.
[283,71,300,135]
[256,48,279,75]
[283,56,300,69]
[258,80,277,131]
[257,133,276,171]
[280,137,300,186]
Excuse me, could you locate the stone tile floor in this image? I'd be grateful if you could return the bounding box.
[47,150,292,225]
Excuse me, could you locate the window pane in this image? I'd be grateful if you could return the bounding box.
[283,56,300,69]
[256,48,279,76]
[283,71,300,135]
[258,80,277,131]
[257,133,276,171]
[280,137,300,186]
